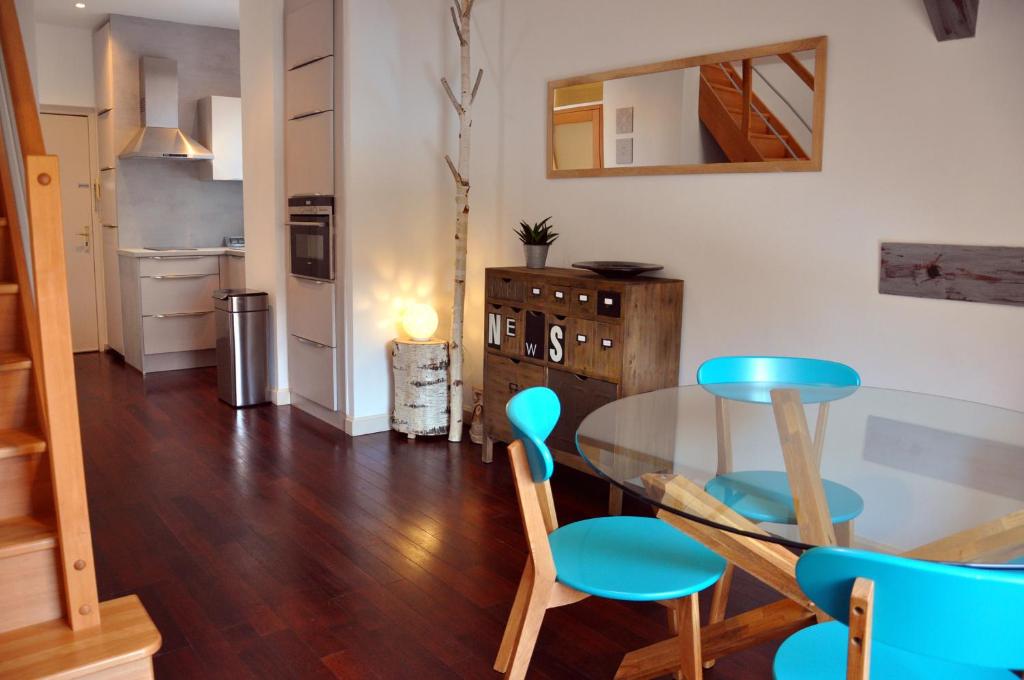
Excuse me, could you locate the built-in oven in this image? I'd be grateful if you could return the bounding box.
[287,195,335,281]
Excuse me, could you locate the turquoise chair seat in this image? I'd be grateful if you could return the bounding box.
[705,470,864,524]
[773,621,1017,680]
[549,515,726,602]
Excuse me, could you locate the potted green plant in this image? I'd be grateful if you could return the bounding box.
[515,217,559,269]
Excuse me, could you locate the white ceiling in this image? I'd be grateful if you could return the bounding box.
[31,0,239,30]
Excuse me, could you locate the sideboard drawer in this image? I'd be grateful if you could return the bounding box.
[142,312,215,354]
[140,274,219,316]
[486,274,525,303]
[484,354,544,439]
[545,281,571,312]
[592,322,623,381]
[568,318,594,372]
[526,283,546,305]
[597,290,622,318]
[570,288,596,317]
[139,255,219,277]
[547,368,617,454]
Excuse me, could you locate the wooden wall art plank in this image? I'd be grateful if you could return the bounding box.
[879,242,1024,307]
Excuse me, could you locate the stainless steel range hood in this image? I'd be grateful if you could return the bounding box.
[120,57,213,160]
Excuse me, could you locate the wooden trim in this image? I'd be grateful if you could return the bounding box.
[846,578,874,680]
[546,36,827,178]
[0,1,44,156]
[25,155,100,630]
[779,52,815,89]
[770,388,837,546]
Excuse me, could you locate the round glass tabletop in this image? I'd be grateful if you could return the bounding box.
[575,384,1024,567]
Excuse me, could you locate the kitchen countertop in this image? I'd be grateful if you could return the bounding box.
[118,247,246,258]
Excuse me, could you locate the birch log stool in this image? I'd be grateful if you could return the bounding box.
[391,339,450,438]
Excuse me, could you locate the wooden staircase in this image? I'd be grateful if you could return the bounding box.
[698,59,810,163]
[0,1,160,677]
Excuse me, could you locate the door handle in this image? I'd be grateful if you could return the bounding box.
[77,227,90,238]
[150,311,213,319]
[294,335,329,349]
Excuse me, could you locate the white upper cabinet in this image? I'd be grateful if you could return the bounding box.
[196,96,243,181]
[98,110,115,170]
[286,56,333,120]
[93,22,114,113]
[285,0,333,70]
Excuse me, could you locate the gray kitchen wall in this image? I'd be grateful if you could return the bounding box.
[110,15,242,248]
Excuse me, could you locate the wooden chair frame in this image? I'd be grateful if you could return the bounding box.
[495,438,705,680]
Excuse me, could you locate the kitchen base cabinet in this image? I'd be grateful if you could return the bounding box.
[102,226,123,354]
[119,253,223,374]
[288,334,338,410]
[482,267,683,513]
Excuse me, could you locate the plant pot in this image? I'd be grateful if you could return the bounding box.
[524,244,550,269]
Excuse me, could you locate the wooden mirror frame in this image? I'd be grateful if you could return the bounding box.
[546,36,827,179]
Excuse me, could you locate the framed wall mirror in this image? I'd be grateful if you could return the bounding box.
[547,36,827,178]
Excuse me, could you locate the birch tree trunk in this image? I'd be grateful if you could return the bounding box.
[444,0,482,442]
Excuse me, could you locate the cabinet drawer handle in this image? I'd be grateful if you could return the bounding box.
[146,273,215,280]
[553,291,565,300]
[295,335,330,349]
[150,311,212,319]
[603,297,614,306]
[576,334,587,343]
[508,382,520,393]
[149,255,204,260]
[601,338,613,348]
[578,294,589,303]
[531,287,541,295]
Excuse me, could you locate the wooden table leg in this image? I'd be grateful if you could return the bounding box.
[901,508,1024,563]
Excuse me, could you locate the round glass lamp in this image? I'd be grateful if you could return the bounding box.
[402,303,439,341]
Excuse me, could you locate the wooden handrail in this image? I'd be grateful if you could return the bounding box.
[0,0,44,155]
[779,52,815,90]
[0,0,101,631]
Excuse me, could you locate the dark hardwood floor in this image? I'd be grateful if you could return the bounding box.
[76,351,781,679]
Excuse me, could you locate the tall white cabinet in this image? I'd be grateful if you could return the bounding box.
[283,0,346,424]
[94,22,123,354]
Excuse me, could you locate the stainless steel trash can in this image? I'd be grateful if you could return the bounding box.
[214,289,269,407]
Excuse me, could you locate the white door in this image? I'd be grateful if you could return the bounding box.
[41,113,100,352]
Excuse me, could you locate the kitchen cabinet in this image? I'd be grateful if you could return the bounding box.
[196,96,243,181]
[284,0,333,70]
[101,226,123,354]
[288,333,337,410]
[98,169,117,227]
[219,254,245,289]
[286,56,333,120]
[93,22,113,113]
[286,274,335,347]
[119,254,221,373]
[285,110,333,196]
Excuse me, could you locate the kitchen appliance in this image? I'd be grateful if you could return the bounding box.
[120,57,214,160]
[223,235,245,249]
[287,195,334,281]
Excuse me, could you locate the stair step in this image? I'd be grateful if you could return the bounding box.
[0,429,46,460]
[0,516,55,559]
[0,352,30,372]
[0,283,17,295]
[0,595,161,679]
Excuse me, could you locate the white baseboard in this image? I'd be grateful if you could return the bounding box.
[345,412,391,436]
[270,387,291,405]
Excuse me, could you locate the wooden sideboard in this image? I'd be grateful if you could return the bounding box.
[483,266,683,512]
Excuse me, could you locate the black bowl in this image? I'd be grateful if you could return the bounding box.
[571,261,664,278]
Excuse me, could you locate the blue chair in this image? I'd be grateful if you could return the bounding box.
[774,547,1024,679]
[697,356,864,544]
[495,387,726,680]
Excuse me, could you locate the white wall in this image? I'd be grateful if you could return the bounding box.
[602,70,685,167]
[239,0,289,402]
[338,0,457,427]
[35,23,94,108]
[467,0,1024,411]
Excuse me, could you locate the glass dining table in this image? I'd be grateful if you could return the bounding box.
[575,383,1024,678]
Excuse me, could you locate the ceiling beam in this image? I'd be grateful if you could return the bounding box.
[922,0,979,41]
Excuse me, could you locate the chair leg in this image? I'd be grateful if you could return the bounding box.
[702,562,734,669]
[836,520,854,547]
[494,559,534,673]
[676,593,703,680]
[608,484,623,515]
[504,578,553,680]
